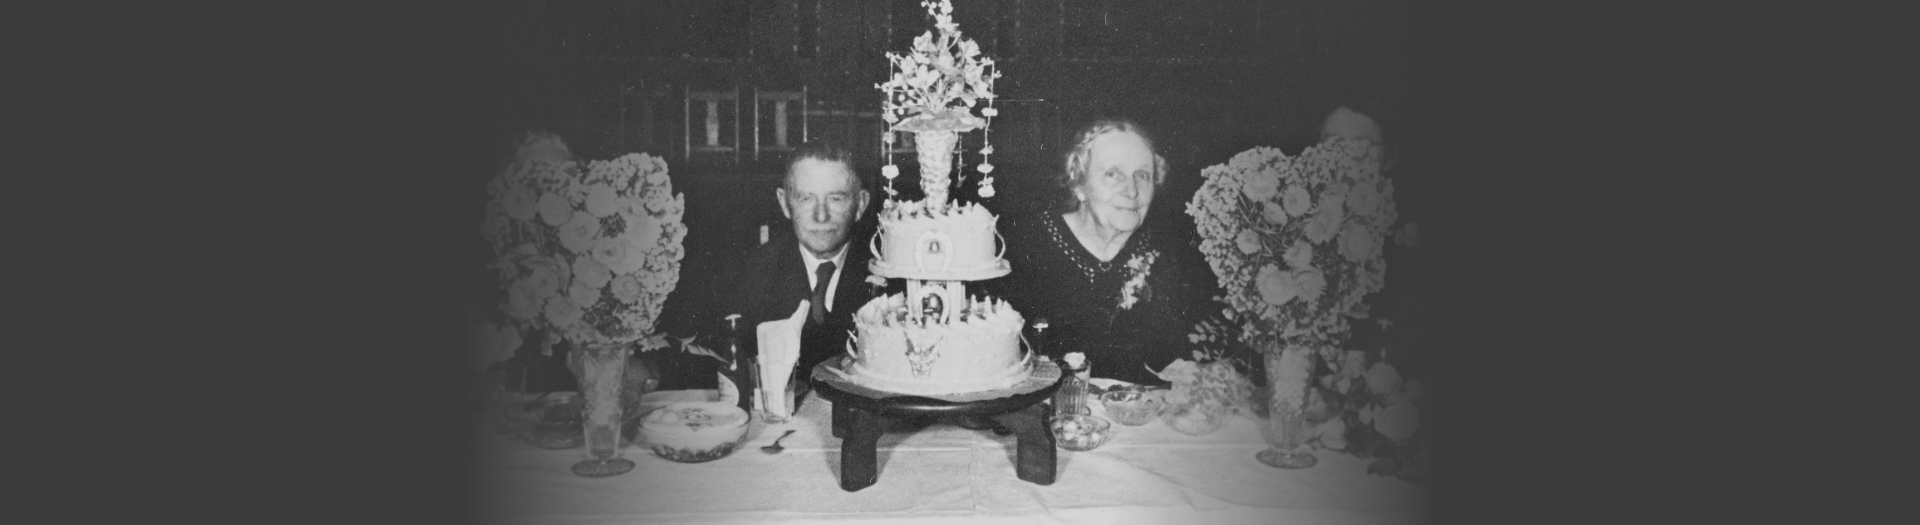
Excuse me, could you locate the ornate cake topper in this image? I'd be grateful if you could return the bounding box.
[876,0,1002,207]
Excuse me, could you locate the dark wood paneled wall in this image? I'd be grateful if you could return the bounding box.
[480,0,1422,337]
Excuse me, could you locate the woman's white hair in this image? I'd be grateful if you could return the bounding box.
[1052,118,1168,213]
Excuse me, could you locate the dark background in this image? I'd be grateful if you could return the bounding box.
[128,0,1788,523]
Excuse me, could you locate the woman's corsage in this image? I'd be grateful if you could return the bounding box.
[1118,250,1159,309]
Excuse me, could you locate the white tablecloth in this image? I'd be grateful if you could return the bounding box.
[473,389,1429,525]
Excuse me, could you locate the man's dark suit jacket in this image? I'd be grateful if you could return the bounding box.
[723,228,879,386]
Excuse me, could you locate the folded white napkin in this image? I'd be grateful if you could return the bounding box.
[755,300,810,420]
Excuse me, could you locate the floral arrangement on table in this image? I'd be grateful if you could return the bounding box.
[1309,322,1430,483]
[875,0,1002,203]
[480,153,688,355]
[1187,137,1424,480]
[1187,137,1397,352]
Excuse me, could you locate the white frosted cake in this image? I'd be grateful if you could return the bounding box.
[843,294,1031,395]
[840,0,1033,397]
[867,200,1009,281]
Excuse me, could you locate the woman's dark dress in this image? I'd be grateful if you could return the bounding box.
[983,209,1222,385]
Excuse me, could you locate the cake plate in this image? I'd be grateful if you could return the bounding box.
[808,355,1067,492]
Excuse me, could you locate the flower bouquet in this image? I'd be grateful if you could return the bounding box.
[481,153,687,473]
[1186,137,1399,469]
[481,153,688,353]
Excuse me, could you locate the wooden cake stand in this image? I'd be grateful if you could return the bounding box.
[808,355,1066,492]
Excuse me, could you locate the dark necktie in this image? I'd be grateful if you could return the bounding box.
[810,261,835,324]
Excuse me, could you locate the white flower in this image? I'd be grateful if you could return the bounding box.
[537,192,574,226]
[1338,222,1379,262]
[663,193,685,224]
[1260,200,1289,226]
[1281,186,1312,217]
[1291,267,1326,304]
[665,221,688,247]
[982,107,998,117]
[978,163,994,174]
[1313,417,1348,450]
[502,185,538,221]
[1375,400,1420,442]
[1235,229,1262,254]
[1364,362,1402,395]
[611,273,644,303]
[1255,265,1297,307]
[978,184,995,198]
[543,297,584,330]
[594,238,645,275]
[504,281,541,322]
[1303,197,1344,244]
[627,214,664,249]
[571,254,612,291]
[557,212,601,254]
[1064,352,1086,369]
[568,278,601,308]
[647,164,670,186]
[1341,350,1368,380]
[1283,240,1314,269]
[1241,171,1280,201]
[882,165,900,179]
[639,270,674,294]
[523,255,564,294]
[585,184,620,217]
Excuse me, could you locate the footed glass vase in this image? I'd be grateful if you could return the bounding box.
[1257,346,1319,469]
[567,342,636,477]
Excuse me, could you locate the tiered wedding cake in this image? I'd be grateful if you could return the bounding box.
[838,0,1032,396]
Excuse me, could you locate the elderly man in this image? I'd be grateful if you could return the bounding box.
[722,142,878,408]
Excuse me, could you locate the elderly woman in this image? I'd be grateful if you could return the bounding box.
[986,119,1221,385]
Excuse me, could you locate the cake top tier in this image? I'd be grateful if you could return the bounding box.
[868,200,1009,281]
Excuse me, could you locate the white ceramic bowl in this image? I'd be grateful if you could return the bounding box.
[637,402,751,462]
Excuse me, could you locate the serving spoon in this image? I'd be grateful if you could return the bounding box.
[760,429,798,454]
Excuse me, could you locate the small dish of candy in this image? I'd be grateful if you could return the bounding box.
[1050,414,1112,451]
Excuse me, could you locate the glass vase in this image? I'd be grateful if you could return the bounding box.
[1257,346,1319,469]
[567,342,636,477]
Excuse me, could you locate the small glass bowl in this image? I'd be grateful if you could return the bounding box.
[1051,415,1112,451]
[1099,390,1162,426]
